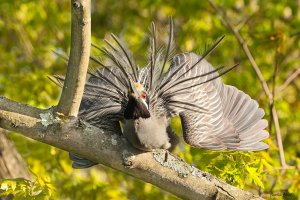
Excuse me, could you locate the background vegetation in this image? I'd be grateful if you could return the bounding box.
[0,0,299,199]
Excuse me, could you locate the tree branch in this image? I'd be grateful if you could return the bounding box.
[208,0,273,100]
[271,106,286,167]
[275,68,300,95]
[0,129,33,181]
[0,97,262,200]
[56,0,91,117]
[208,0,288,168]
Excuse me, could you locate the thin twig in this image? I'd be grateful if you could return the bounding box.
[269,50,280,138]
[264,165,295,173]
[208,0,287,168]
[276,68,300,95]
[56,0,91,117]
[271,106,287,167]
[208,0,272,100]
[235,12,256,32]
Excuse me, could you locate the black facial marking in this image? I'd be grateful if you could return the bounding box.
[124,94,150,119]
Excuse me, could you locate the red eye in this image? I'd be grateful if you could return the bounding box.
[141,92,146,99]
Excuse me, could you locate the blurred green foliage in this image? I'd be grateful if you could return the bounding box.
[0,0,299,199]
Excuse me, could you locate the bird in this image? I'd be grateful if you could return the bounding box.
[54,19,269,168]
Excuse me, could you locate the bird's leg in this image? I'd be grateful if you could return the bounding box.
[167,126,179,152]
[164,151,169,162]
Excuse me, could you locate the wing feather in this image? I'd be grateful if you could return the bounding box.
[156,52,269,151]
[79,66,127,124]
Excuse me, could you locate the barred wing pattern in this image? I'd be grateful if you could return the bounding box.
[156,53,269,151]
[51,67,126,168]
[79,67,126,133]
[153,53,221,116]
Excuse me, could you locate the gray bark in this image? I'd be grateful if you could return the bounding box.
[0,129,32,180]
[0,97,263,200]
[0,129,33,200]
[56,0,91,117]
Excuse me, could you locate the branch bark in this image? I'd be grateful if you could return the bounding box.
[0,129,32,181]
[56,0,91,117]
[0,97,262,200]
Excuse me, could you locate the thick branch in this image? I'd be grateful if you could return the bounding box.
[0,97,262,200]
[0,129,33,181]
[56,0,91,117]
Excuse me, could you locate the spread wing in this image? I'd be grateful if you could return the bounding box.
[155,52,269,151]
[79,66,128,130]
[49,66,126,132]
[50,66,126,168]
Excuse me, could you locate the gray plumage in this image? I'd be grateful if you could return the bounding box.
[54,20,269,168]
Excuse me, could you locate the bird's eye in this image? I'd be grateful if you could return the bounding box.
[140,92,146,99]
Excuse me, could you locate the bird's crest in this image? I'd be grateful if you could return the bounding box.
[133,82,145,92]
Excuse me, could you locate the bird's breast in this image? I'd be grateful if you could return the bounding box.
[122,115,171,151]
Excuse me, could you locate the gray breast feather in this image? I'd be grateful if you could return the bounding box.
[122,114,171,151]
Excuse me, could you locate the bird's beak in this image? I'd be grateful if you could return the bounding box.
[140,98,149,110]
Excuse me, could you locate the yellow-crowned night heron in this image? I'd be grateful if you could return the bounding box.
[67,20,269,168]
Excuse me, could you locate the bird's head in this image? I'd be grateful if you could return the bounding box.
[124,82,150,120]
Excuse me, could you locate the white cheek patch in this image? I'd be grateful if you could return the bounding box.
[141,99,149,110]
